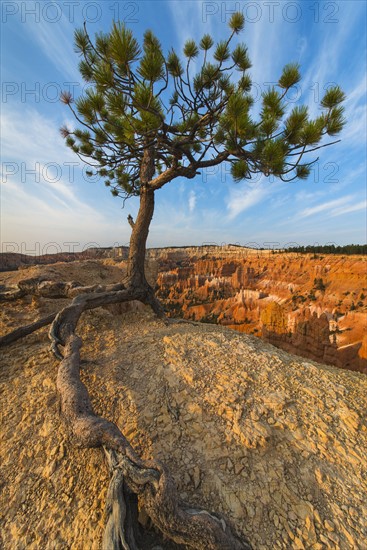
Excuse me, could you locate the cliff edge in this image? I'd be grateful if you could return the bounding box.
[1,297,366,549]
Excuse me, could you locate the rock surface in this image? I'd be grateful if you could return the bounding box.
[153,248,367,373]
[2,245,366,372]
[0,260,366,549]
[0,247,128,272]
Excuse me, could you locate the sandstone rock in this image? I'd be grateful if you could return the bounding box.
[154,249,367,373]
[1,260,366,550]
[324,519,335,531]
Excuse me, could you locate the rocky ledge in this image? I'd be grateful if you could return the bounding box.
[1,303,366,549]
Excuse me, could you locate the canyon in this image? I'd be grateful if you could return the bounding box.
[151,246,367,374]
[1,245,366,373]
[1,259,366,549]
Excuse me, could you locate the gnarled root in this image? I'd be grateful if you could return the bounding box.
[50,285,251,549]
[0,276,125,302]
[0,280,251,548]
[0,312,57,347]
[0,282,127,348]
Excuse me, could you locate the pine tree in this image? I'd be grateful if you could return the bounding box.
[60,14,345,308]
[1,14,346,549]
[0,14,348,550]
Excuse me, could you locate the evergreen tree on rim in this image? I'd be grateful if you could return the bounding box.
[22,12,348,548]
[0,13,347,550]
[60,12,345,312]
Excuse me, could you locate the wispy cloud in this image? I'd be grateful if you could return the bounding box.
[226,178,270,220]
[1,104,127,247]
[298,195,358,219]
[330,200,367,217]
[168,1,212,50]
[1,106,75,165]
[340,72,367,148]
[23,1,80,82]
[188,190,196,212]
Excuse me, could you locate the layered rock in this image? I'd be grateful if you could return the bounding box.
[154,248,367,373]
[0,247,129,272]
[1,284,366,549]
[1,245,366,372]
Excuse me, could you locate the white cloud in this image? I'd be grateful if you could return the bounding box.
[294,2,367,141]
[330,200,367,217]
[298,195,357,219]
[295,189,327,202]
[1,107,74,165]
[168,0,213,50]
[0,104,128,247]
[188,190,196,212]
[226,179,269,220]
[23,1,80,82]
[340,73,367,148]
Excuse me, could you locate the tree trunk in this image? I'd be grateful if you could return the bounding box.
[124,147,165,317]
[126,186,155,291]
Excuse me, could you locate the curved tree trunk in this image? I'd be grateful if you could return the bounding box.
[48,288,250,549]
[1,282,252,547]
[125,146,165,317]
[126,186,155,291]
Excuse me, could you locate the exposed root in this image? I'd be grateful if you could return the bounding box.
[0,276,125,302]
[49,285,251,549]
[0,312,57,347]
[0,278,251,548]
[0,288,25,301]
[0,281,126,349]
[103,448,141,550]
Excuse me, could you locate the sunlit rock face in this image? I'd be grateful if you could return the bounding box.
[1,244,365,373]
[0,247,129,271]
[2,293,367,549]
[152,247,367,373]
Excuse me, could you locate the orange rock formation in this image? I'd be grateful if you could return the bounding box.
[154,248,367,373]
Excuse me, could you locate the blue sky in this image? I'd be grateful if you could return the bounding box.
[1,0,366,253]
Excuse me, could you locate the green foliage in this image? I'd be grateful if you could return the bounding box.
[300,119,324,145]
[261,88,285,120]
[61,13,346,197]
[183,39,198,58]
[296,165,311,180]
[286,244,367,255]
[167,50,183,77]
[214,41,230,62]
[229,12,245,33]
[199,34,214,50]
[260,139,287,175]
[74,28,90,54]
[284,106,308,144]
[232,45,251,71]
[321,86,345,109]
[109,21,140,66]
[238,73,252,92]
[278,63,301,89]
[138,31,165,82]
[231,160,249,182]
[325,106,345,135]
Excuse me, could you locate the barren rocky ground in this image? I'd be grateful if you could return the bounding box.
[1,260,366,549]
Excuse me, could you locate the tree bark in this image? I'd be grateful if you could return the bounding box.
[0,312,57,347]
[0,147,252,548]
[124,147,166,317]
[126,145,156,290]
[126,186,155,291]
